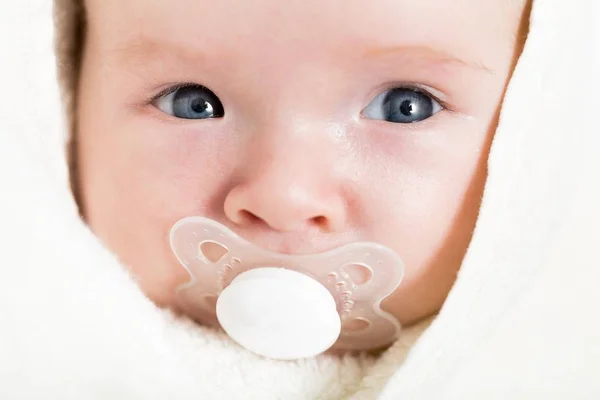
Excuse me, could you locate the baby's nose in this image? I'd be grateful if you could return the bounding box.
[223,139,347,233]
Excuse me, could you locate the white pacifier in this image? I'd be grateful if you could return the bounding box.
[170,217,405,360]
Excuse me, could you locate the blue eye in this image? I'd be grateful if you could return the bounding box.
[154,85,224,119]
[363,87,442,123]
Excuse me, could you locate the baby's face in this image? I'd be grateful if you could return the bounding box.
[77,0,527,328]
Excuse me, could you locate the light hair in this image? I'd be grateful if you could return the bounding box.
[54,0,86,212]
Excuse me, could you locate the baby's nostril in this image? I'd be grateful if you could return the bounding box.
[312,215,328,227]
[239,210,261,225]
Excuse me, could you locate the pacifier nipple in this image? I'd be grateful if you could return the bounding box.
[216,268,341,360]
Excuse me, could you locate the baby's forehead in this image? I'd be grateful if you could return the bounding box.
[87,0,524,68]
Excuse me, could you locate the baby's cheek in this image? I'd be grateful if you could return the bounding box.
[78,118,233,307]
[119,122,234,214]
[373,180,461,271]
[362,123,489,323]
[362,132,476,247]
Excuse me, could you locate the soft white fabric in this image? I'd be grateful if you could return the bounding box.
[0,1,598,399]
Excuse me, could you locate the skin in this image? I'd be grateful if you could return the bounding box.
[76,0,528,345]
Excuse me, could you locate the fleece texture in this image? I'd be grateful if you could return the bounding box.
[0,0,598,399]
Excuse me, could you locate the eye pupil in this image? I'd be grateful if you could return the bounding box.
[399,100,414,117]
[191,98,210,114]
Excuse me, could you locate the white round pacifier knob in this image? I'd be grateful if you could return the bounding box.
[216,267,341,360]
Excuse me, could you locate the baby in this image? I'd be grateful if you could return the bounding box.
[73,0,529,356]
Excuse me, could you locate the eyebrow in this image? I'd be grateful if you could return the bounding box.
[109,37,494,76]
[107,38,208,67]
[363,45,493,74]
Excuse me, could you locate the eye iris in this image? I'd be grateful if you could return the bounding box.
[172,86,223,119]
[383,89,434,123]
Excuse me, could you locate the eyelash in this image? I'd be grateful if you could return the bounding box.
[147,82,451,113]
[147,82,206,104]
[382,83,450,112]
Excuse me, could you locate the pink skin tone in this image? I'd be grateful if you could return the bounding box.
[76,0,528,346]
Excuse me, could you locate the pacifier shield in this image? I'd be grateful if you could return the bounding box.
[170,216,405,357]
